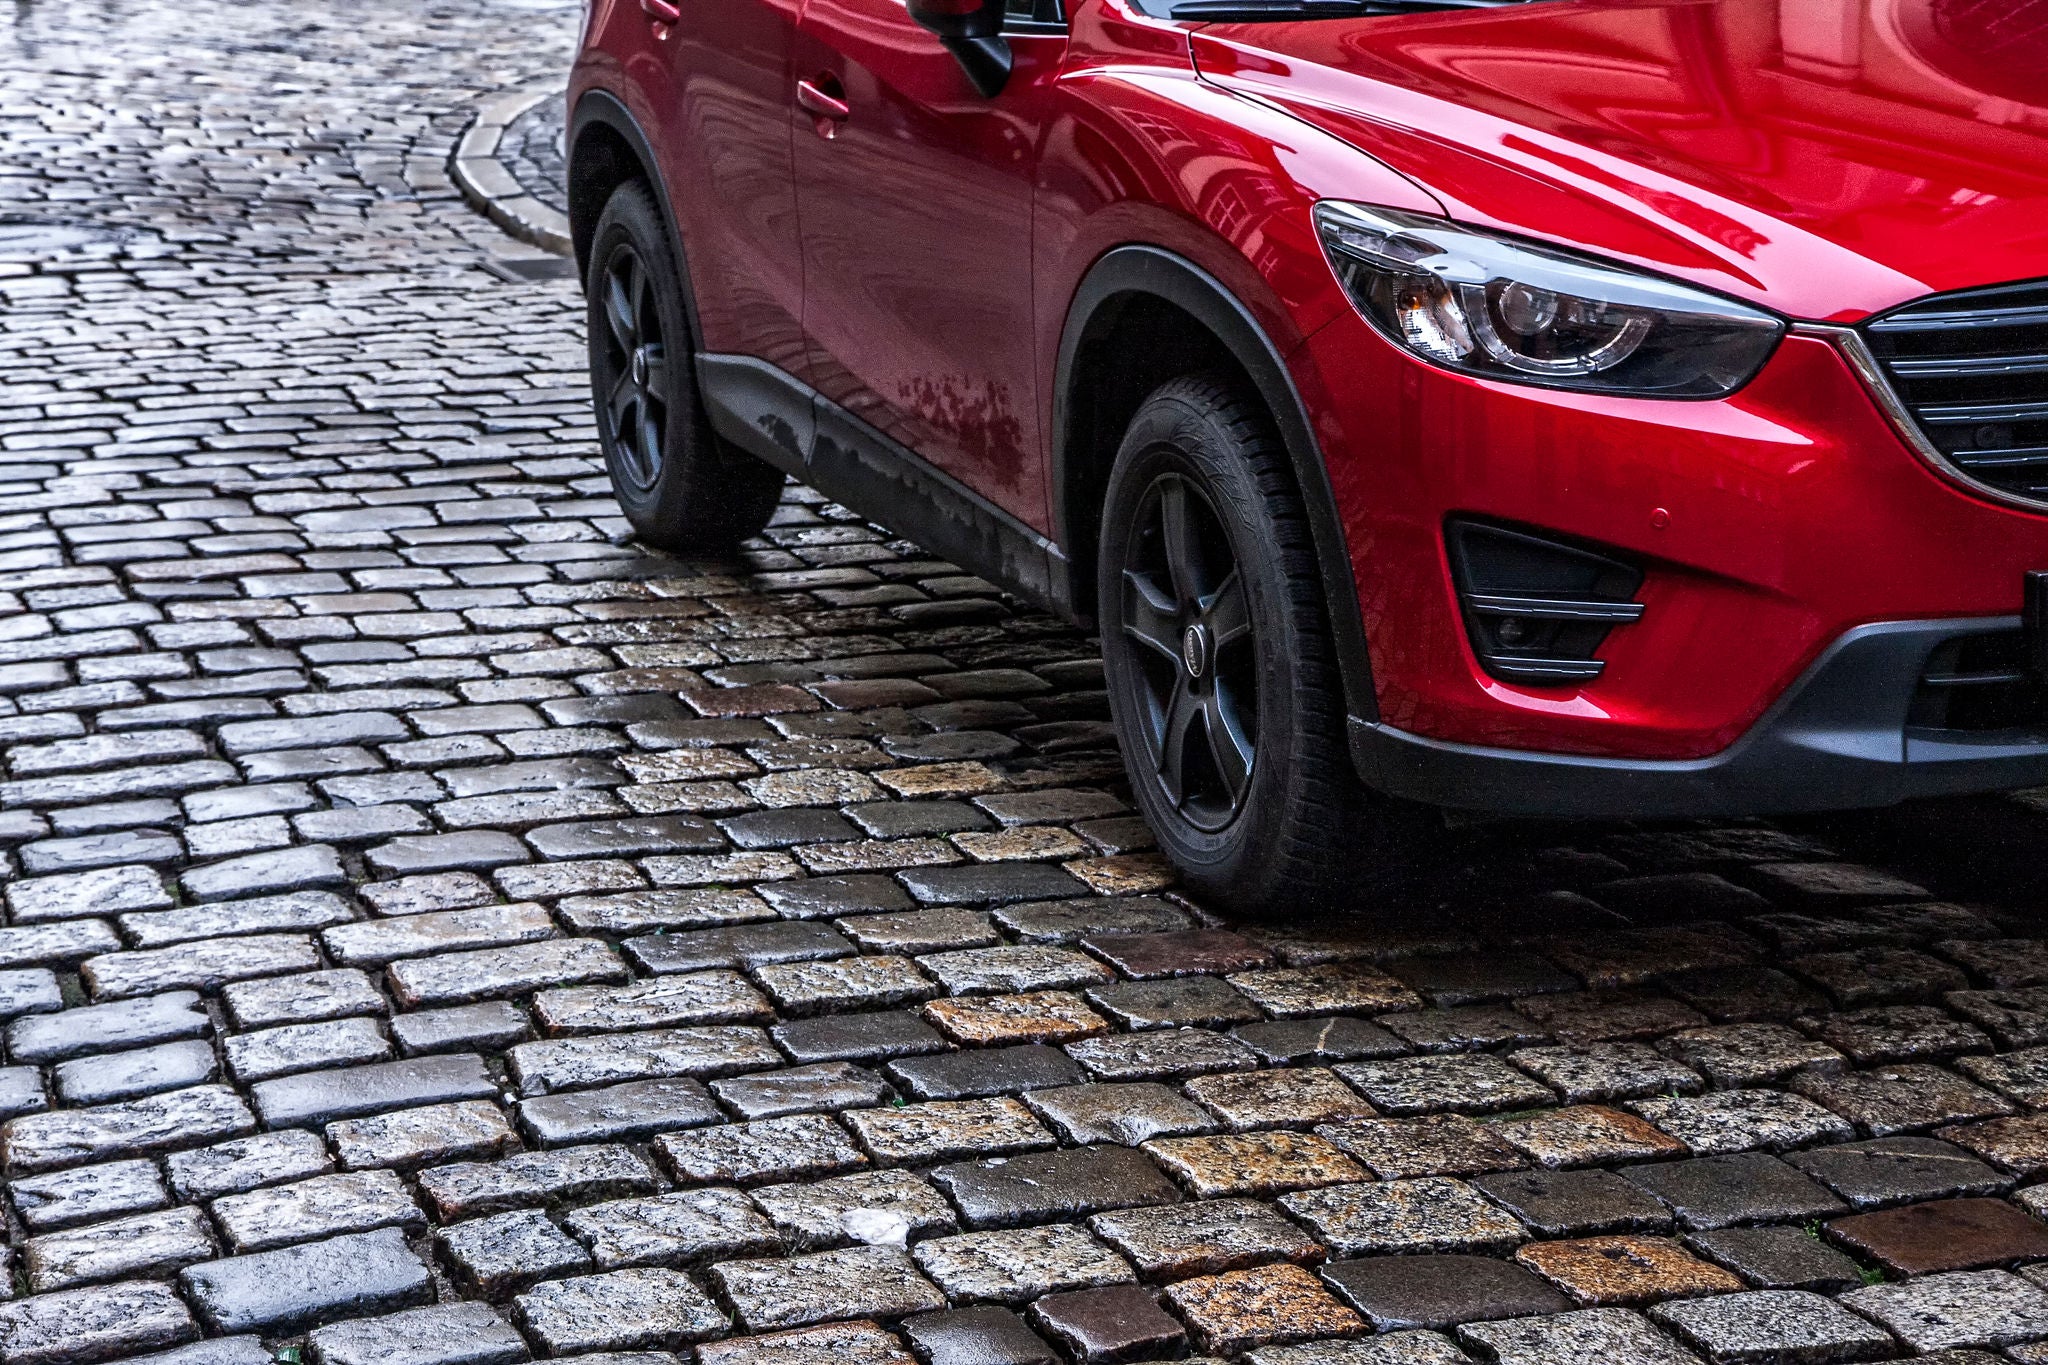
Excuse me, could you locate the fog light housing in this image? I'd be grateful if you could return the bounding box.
[1446,519,1645,685]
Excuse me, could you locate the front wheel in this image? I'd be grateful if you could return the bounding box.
[1097,375,1407,916]
[586,181,785,553]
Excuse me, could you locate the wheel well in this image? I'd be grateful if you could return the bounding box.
[566,119,644,274]
[1060,291,1256,621]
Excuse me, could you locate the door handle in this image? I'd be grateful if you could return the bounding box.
[796,78,851,122]
[640,0,682,22]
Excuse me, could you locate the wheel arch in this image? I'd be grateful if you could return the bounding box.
[1052,245,1379,725]
[566,89,705,346]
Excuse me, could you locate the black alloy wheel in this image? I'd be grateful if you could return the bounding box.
[1099,374,1414,916]
[584,181,785,552]
[595,241,671,498]
[1118,472,1259,832]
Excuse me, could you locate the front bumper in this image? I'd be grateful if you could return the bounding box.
[1349,617,2048,818]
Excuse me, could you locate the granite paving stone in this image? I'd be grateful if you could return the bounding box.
[1026,1082,1220,1146]
[913,1223,1136,1303]
[21,1204,218,1293]
[1315,1114,1526,1179]
[713,1245,947,1331]
[419,1144,663,1221]
[749,1168,957,1248]
[1515,1236,1746,1307]
[1472,1168,1675,1237]
[930,1144,1183,1227]
[1144,1131,1367,1197]
[302,1301,531,1365]
[1840,1269,2048,1349]
[212,1167,424,1251]
[11,1157,169,1231]
[661,1113,873,1184]
[697,1320,917,1365]
[1163,1263,1365,1355]
[1028,1284,1187,1362]
[1783,1135,2007,1208]
[1627,1091,1854,1157]
[1336,1056,1557,1117]
[903,1307,1061,1365]
[1089,1197,1324,1280]
[563,1188,781,1268]
[514,1268,729,1352]
[1826,1196,2048,1275]
[1281,1176,1528,1256]
[1647,1290,1894,1365]
[1457,1307,1705,1365]
[1686,1227,1868,1292]
[439,1208,598,1296]
[0,1282,200,1365]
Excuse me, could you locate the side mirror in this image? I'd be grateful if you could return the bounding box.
[907,0,1013,98]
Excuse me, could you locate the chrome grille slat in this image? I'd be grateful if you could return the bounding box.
[1861,278,2048,504]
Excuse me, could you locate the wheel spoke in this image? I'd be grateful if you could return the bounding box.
[1201,691,1254,807]
[1121,569,1182,665]
[1157,677,1199,807]
[635,262,660,347]
[1157,479,1204,605]
[604,268,637,353]
[1202,568,1250,650]
[637,407,663,481]
[607,370,637,427]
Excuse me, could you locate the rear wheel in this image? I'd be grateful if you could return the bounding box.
[586,181,785,552]
[1098,374,1404,915]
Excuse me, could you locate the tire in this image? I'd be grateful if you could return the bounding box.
[586,181,785,553]
[1097,374,1408,915]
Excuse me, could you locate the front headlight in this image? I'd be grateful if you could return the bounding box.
[1313,202,1785,399]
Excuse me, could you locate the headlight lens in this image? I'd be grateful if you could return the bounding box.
[1313,202,1785,399]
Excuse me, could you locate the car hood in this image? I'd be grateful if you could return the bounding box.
[1189,0,2048,321]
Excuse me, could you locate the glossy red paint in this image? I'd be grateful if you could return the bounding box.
[573,0,2048,769]
[790,3,1066,523]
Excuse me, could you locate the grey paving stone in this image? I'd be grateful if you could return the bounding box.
[846,1097,1055,1166]
[1783,1134,2007,1208]
[392,1001,531,1056]
[514,1268,729,1352]
[509,1026,779,1094]
[54,1037,218,1105]
[713,1245,947,1332]
[534,971,772,1033]
[1337,1054,1557,1116]
[1089,1197,1324,1281]
[1281,1177,1528,1256]
[1648,1290,1894,1365]
[1627,1090,1854,1158]
[21,1204,217,1293]
[888,1043,1085,1100]
[1456,1307,1704,1365]
[904,1307,1060,1365]
[1028,1283,1188,1362]
[388,937,629,1007]
[419,1144,663,1221]
[564,1188,779,1268]
[1620,1154,1846,1231]
[518,1078,723,1146]
[1840,1269,2048,1349]
[1,1083,255,1173]
[1026,1082,1220,1146]
[83,932,322,999]
[11,1157,168,1231]
[440,1208,597,1296]
[7,989,210,1063]
[322,902,556,967]
[662,1113,873,1185]
[305,1301,531,1365]
[711,1061,893,1119]
[1067,1026,1262,1081]
[1472,1168,1675,1238]
[1686,1226,1868,1292]
[224,1016,392,1083]
[912,1223,1135,1304]
[213,1167,423,1252]
[180,1227,435,1335]
[167,1128,335,1204]
[0,1282,200,1365]
[750,1168,957,1249]
[250,1053,496,1126]
[773,1010,949,1064]
[223,968,388,1029]
[698,1320,918,1365]
[329,1098,518,1170]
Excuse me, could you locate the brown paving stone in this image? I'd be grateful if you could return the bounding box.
[1940,1115,2048,1176]
[1826,1197,2048,1275]
[1081,931,1274,980]
[1226,964,1423,1018]
[922,990,1108,1046]
[1142,1132,1367,1197]
[1493,1106,1689,1169]
[1313,1114,1526,1179]
[1183,1067,1376,1130]
[1516,1235,1747,1306]
[1163,1263,1365,1355]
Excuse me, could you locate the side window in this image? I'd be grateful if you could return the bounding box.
[1004,0,1066,30]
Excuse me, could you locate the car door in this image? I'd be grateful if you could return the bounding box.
[637,0,808,373]
[789,0,1068,529]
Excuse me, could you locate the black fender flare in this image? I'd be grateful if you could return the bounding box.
[1051,244,1380,725]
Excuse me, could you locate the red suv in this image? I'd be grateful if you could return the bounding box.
[567,0,2048,910]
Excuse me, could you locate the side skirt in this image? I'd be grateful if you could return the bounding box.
[697,353,1075,619]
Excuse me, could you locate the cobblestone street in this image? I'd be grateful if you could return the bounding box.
[9,1,2048,1362]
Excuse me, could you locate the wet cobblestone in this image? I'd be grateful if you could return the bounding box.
[6,0,2048,1360]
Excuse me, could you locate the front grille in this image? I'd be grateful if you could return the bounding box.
[1907,628,2048,733]
[1864,278,2048,502]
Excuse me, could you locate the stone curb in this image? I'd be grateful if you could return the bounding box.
[451,86,572,256]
